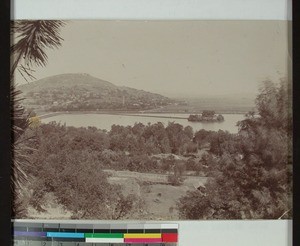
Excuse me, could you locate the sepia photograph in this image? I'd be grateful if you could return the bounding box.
[11,20,292,221]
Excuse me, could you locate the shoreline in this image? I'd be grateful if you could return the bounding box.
[37,110,247,120]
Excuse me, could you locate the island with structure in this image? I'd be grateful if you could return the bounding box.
[188,110,225,122]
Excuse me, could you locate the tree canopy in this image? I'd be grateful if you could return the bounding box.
[178,79,292,219]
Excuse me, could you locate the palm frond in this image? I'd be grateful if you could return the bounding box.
[11,85,31,187]
[10,84,30,141]
[10,20,65,217]
[11,20,65,77]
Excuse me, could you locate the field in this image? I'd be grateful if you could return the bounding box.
[27,170,208,220]
[106,170,208,220]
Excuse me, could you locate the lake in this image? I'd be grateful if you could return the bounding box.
[41,113,246,133]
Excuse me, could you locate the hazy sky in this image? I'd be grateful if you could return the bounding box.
[16,20,288,97]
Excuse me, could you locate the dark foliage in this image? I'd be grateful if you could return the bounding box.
[178,79,292,219]
[11,21,65,217]
[11,21,65,80]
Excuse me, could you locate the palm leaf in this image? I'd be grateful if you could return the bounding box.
[10,85,31,217]
[11,20,65,77]
[11,20,65,217]
[10,84,30,140]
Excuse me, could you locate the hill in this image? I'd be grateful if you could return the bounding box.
[18,73,173,112]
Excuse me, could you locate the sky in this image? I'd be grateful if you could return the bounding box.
[15,20,288,98]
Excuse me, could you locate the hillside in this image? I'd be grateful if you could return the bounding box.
[18,73,173,112]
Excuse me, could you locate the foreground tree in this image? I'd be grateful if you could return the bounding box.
[28,146,143,219]
[178,79,292,219]
[11,21,65,80]
[11,21,65,217]
[11,21,144,219]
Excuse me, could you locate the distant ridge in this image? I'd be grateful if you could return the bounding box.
[18,73,173,112]
[18,73,117,92]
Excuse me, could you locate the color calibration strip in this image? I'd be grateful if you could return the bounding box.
[12,220,178,244]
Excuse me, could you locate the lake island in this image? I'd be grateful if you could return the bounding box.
[188,110,225,122]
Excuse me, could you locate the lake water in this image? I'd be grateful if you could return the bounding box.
[41,113,245,133]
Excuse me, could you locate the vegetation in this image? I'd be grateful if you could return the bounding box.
[188,110,224,122]
[20,79,292,220]
[11,21,65,80]
[10,85,32,217]
[11,20,65,217]
[167,161,186,186]
[18,73,173,112]
[11,21,291,220]
[177,79,292,219]
[19,121,196,218]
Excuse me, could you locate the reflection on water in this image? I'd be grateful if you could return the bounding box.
[41,113,245,133]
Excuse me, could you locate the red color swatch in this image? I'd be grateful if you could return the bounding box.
[162,233,178,242]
